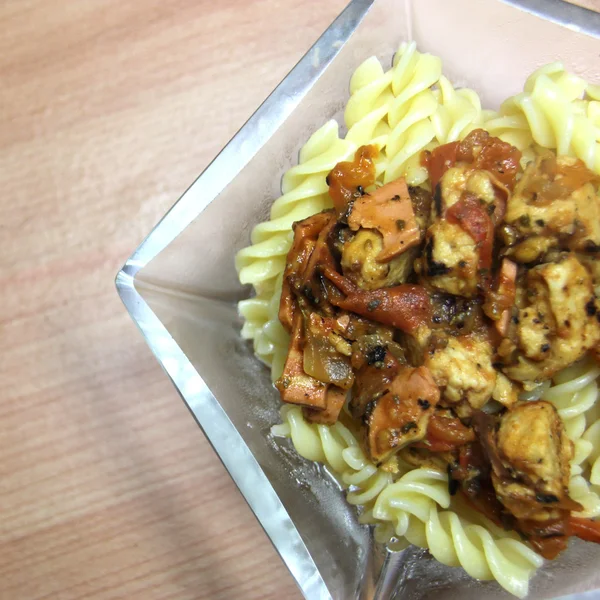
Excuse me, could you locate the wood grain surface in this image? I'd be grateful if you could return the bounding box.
[0,1,346,599]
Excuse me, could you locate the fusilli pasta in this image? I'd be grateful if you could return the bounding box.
[483,62,600,173]
[272,405,392,506]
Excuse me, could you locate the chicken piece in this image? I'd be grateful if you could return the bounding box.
[504,154,600,263]
[491,372,519,408]
[341,229,419,290]
[477,402,580,522]
[341,229,389,290]
[439,165,502,216]
[502,253,600,384]
[417,219,480,297]
[347,178,421,262]
[424,333,496,411]
[363,366,440,464]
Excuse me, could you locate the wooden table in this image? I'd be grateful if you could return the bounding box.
[0,2,346,598]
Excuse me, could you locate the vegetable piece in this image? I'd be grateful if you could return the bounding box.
[569,517,600,545]
[415,411,476,453]
[350,343,401,419]
[323,267,431,333]
[347,178,420,262]
[364,366,440,464]
[422,129,521,191]
[279,211,335,331]
[303,312,354,390]
[422,142,458,190]
[276,314,328,409]
[327,145,378,215]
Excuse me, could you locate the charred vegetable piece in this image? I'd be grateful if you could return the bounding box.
[475,403,582,524]
[350,342,402,419]
[328,145,378,215]
[347,178,421,262]
[414,409,476,453]
[364,366,440,464]
[323,267,431,333]
[303,312,354,390]
[279,211,336,331]
[483,258,517,336]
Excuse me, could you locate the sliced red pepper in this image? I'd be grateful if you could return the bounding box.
[569,517,600,544]
[322,267,431,333]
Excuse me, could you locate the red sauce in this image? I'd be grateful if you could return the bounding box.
[446,194,494,270]
[422,129,522,191]
[327,145,379,214]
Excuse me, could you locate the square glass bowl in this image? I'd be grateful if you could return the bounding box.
[117,1,600,597]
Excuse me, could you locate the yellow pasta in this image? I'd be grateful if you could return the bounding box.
[483,62,600,173]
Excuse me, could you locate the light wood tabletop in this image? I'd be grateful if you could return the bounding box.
[3,2,599,600]
[0,1,346,599]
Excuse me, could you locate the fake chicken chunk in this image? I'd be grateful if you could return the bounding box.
[483,402,580,522]
[504,154,600,263]
[418,219,480,297]
[424,333,497,412]
[502,253,600,384]
[363,366,440,464]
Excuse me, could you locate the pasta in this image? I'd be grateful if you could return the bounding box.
[483,62,600,173]
[236,42,600,598]
[272,405,392,507]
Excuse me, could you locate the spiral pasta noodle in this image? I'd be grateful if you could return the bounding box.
[271,406,392,506]
[273,408,542,598]
[483,62,600,173]
[374,486,543,599]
